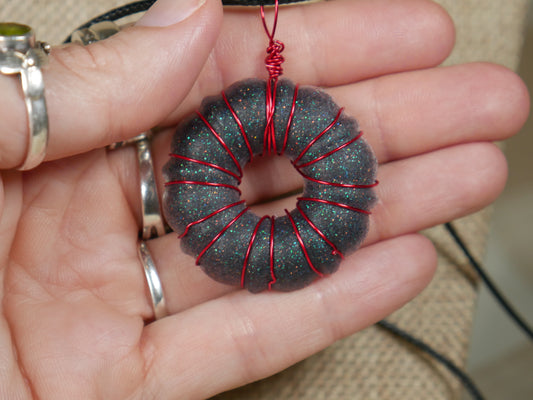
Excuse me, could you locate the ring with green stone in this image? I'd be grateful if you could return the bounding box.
[0,22,50,171]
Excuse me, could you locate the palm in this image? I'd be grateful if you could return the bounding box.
[0,0,528,399]
[3,151,147,398]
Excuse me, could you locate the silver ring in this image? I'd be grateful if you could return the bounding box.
[109,132,166,240]
[137,132,166,239]
[0,22,50,170]
[138,241,167,320]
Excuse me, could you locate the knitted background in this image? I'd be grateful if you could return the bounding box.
[1,0,529,399]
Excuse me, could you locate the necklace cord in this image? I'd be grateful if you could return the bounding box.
[445,222,533,339]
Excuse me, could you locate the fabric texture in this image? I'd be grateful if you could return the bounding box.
[1,0,529,399]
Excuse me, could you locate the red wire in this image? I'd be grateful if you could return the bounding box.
[267,216,277,290]
[279,84,299,155]
[297,197,372,215]
[196,207,249,265]
[222,91,254,162]
[296,203,344,259]
[180,200,246,238]
[293,108,344,166]
[263,79,279,155]
[165,180,241,194]
[285,209,324,277]
[261,0,279,43]
[261,0,285,155]
[295,131,364,169]
[196,111,243,179]
[241,215,272,288]
[296,169,379,189]
[169,153,241,183]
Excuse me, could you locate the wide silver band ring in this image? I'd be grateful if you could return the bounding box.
[0,23,50,170]
[138,242,167,320]
[111,132,167,319]
[109,132,167,240]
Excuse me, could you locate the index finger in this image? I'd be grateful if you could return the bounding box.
[0,0,453,169]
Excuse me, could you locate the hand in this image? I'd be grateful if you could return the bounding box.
[0,0,528,398]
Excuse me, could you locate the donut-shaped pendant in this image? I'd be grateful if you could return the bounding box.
[163,79,378,292]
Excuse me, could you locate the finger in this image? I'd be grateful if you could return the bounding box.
[0,0,224,169]
[0,0,453,169]
[230,62,527,202]
[126,61,526,213]
[331,62,530,163]
[164,0,455,122]
[252,143,508,246]
[141,234,437,399]
[141,141,507,314]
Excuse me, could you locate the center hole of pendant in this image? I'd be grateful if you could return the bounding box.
[240,154,303,216]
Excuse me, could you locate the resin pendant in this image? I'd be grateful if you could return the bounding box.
[163,78,377,292]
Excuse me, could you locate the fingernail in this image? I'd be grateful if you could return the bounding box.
[137,0,207,27]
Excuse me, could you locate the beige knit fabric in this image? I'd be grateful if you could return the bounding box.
[1,1,529,399]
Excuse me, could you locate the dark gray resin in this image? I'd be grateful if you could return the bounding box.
[163,79,377,293]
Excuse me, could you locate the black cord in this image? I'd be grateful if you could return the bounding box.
[64,0,311,43]
[64,0,156,43]
[377,319,485,400]
[445,222,533,340]
[378,223,533,399]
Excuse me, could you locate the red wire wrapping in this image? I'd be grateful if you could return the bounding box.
[261,0,285,155]
[168,0,378,291]
[173,89,376,287]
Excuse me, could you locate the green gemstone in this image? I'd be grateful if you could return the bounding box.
[0,23,31,37]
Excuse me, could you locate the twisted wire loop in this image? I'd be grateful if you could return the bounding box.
[262,0,285,155]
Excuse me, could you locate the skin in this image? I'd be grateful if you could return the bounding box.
[0,0,529,398]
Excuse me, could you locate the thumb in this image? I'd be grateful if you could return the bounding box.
[0,0,222,169]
